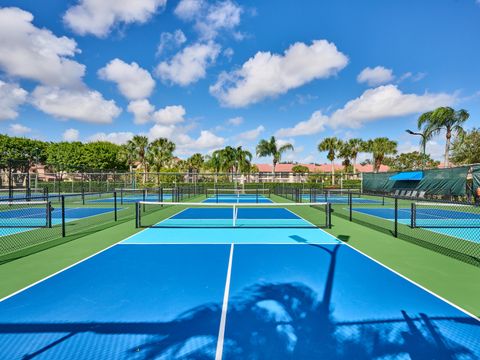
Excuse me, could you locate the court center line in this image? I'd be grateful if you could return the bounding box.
[215,243,234,360]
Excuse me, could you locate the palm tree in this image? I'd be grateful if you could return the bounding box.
[338,143,352,172]
[345,138,364,174]
[369,137,397,173]
[146,138,176,173]
[256,136,294,180]
[186,153,204,173]
[118,142,137,173]
[129,135,149,184]
[417,107,469,167]
[318,137,342,183]
[206,151,223,183]
[233,146,253,175]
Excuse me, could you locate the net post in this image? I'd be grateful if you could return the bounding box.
[142,189,146,212]
[47,201,52,228]
[327,202,332,229]
[114,191,117,221]
[394,197,398,238]
[256,188,259,203]
[233,204,236,227]
[135,202,140,228]
[349,192,353,221]
[120,188,124,205]
[82,186,85,205]
[61,195,66,237]
[411,202,416,228]
[216,188,219,203]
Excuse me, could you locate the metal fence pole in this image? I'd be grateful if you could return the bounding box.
[349,192,353,222]
[61,195,66,237]
[114,191,117,221]
[394,197,398,238]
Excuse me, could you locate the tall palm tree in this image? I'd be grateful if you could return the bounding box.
[186,153,204,173]
[318,137,342,183]
[206,151,223,183]
[369,137,397,173]
[346,138,364,174]
[417,107,469,167]
[233,146,253,174]
[146,138,176,173]
[118,142,137,173]
[256,136,294,180]
[338,142,352,172]
[129,135,149,184]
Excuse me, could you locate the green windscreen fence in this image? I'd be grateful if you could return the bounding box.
[362,172,398,193]
[473,165,480,194]
[363,166,469,196]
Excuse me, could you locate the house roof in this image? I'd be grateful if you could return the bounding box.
[254,163,390,173]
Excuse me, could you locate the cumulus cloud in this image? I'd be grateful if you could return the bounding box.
[357,66,394,86]
[98,59,155,100]
[174,0,242,40]
[227,116,243,125]
[276,85,456,137]
[9,123,31,135]
[63,0,167,37]
[63,128,80,141]
[153,105,186,125]
[148,124,225,155]
[0,7,85,88]
[32,86,122,124]
[210,39,348,107]
[127,99,155,124]
[156,41,221,86]
[0,81,28,120]
[157,30,187,56]
[88,132,135,145]
[237,125,265,140]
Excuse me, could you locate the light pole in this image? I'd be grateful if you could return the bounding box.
[406,129,426,169]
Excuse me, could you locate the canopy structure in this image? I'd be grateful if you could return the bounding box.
[389,171,424,181]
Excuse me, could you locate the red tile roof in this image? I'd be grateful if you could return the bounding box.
[254,163,390,173]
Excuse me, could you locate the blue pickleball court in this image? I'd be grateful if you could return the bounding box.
[0,205,478,359]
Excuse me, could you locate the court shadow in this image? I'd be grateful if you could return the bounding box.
[337,235,350,242]
[1,282,476,359]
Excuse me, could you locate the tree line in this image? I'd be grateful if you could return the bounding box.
[0,106,478,175]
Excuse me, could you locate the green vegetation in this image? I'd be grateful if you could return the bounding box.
[451,128,480,165]
[418,107,469,167]
[384,151,440,171]
[292,165,309,174]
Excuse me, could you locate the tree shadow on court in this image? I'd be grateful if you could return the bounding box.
[0,243,477,359]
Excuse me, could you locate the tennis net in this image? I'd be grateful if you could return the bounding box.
[0,201,51,228]
[206,188,271,197]
[136,201,331,228]
[411,202,480,228]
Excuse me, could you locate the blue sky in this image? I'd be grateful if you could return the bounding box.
[0,0,479,163]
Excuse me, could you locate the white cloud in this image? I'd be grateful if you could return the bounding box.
[156,41,221,86]
[0,7,85,88]
[32,86,121,124]
[175,0,242,40]
[227,116,243,126]
[98,59,155,100]
[157,30,187,56]
[63,0,167,37]
[63,128,80,141]
[127,99,155,124]
[88,132,134,145]
[357,66,394,86]
[153,105,186,125]
[276,111,329,137]
[210,39,348,107]
[148,124,225,155]
[276,85,456,137]
[174,0,204,20]
[237,125,265,140]
[0,81,27,120]
[9,123,31,135]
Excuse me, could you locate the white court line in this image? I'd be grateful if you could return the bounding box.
[119,242,338,245]
[215,243,234,360]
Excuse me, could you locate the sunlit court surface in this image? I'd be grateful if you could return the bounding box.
[0,193,478,359]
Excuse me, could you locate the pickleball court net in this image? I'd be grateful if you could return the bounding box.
[136,201,331,228]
